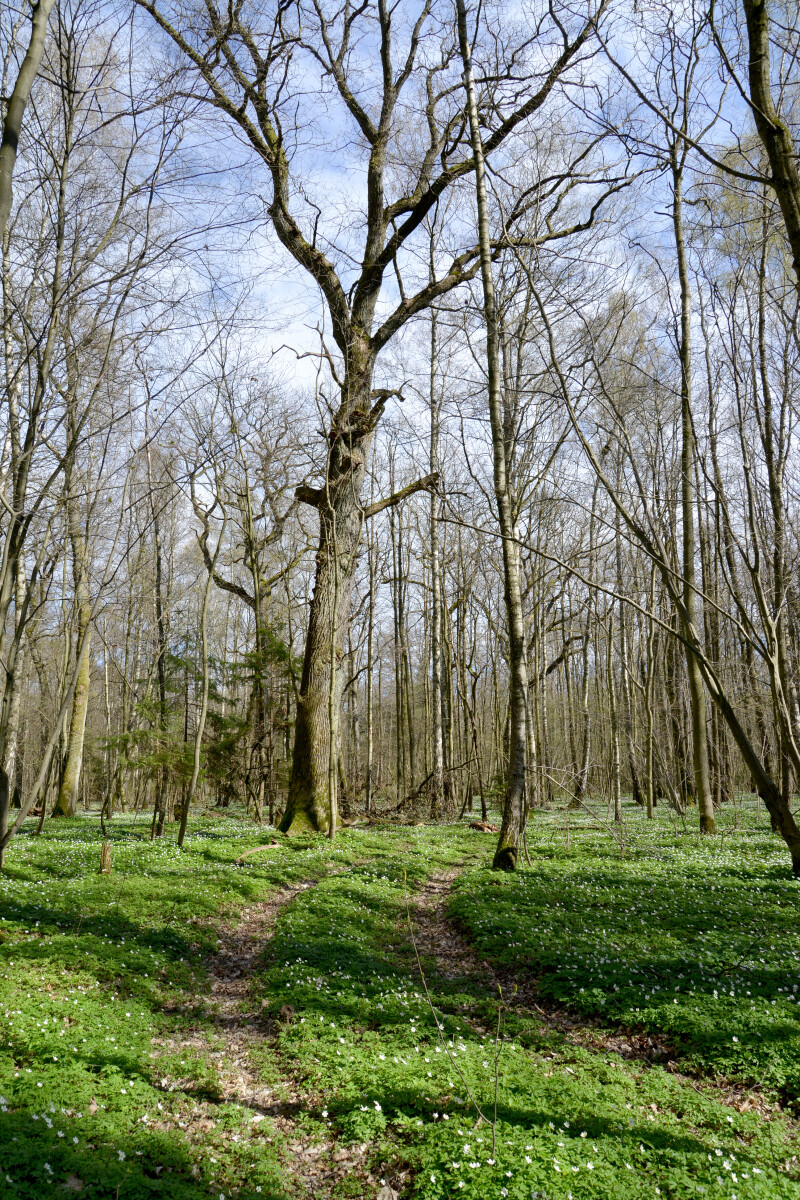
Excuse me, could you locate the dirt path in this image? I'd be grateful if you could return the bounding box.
[146,861,787,1197]
[206,879,316,1113]
[153,869,394,1198]
[147,879,329,1195]
[406,866,490,986]
[407,867,780,1121]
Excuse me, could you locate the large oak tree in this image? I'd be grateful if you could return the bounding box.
[136,0,610,833]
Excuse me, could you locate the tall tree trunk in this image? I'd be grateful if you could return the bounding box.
[0,0,56,240]
[741,0,800,281]
[178,537,215,846]
[148,448,169,840]
[671,151,715,833]
[1,556,26,822]
[645,568,657,819]
[400,513,415,791]
[430,308,446,818]
[244,475,266,823]
[54,605,91,816]
[281,363,380,835]
[608,612,622,823]
[390,492,406,804]
[615,521,642,806]
[365,515,375,817]
[457,0,528,869]
[54,383,92,818]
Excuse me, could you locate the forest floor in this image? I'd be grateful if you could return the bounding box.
[1,800,799,1199]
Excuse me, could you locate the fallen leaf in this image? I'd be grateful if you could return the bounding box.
[63,1175,84,1193]
[88,1098,98,1116]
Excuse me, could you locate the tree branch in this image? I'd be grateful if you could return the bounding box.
[295,483,322,508]
[362,472,439,519]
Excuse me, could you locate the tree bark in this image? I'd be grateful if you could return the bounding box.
[365,514,375,817]
[280,366,379,835]
[0,0,56,240]
[457,0,528,870]
[147,446,169,839]
[54,614,91,817]
[741,0,800,282]
[54,371,92,818]
[429,302,446,818]
[671,151,715,834]
[607,612,622,823]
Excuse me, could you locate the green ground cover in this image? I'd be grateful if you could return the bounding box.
[0,805,798,1200]
[260,817,799,1200]
[449,800,800,1102]
[0,817,354,1198]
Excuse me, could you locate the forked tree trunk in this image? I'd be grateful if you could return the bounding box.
[281,349,440,835]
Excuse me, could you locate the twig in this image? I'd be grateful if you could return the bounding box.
[717,931,764,977]
[370,755,477,817]
[569,794,627,854]
[521,819,532,866]
[235,843,281,864]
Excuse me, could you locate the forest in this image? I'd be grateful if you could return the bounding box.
[1,0,800,1196]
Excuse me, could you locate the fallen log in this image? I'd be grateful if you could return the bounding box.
[235,843,281,864]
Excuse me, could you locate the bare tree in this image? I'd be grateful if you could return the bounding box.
[134,0,613,834]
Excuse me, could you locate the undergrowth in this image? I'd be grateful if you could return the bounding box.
[1,802,798,1199]
[0,815,357,1198]
[450,799,800,1103]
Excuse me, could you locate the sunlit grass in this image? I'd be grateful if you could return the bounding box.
[451,799,800,1100]
[1,803,798,1198]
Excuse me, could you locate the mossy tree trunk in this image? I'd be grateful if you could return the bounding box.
[281,359,377,835]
